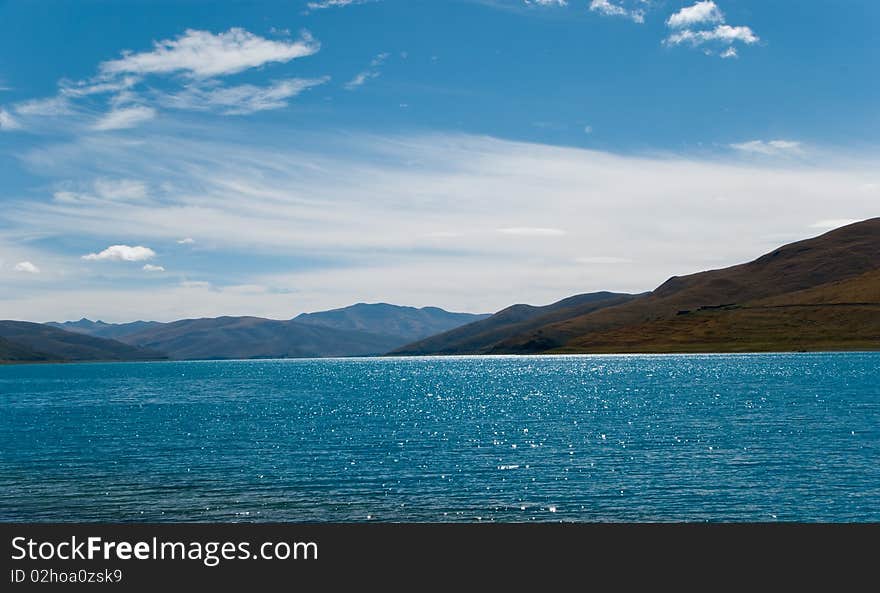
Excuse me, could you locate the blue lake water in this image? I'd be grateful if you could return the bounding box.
[1,354,878,522]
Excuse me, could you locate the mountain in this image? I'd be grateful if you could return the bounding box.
[39,304,488,361]
[0,335,52,363]
[293,303,490,343]
[395,218,880,355]
[557,268,880,353]
[0,321,166,363]
[115,316,405,360]
[46,318,163,340]
[390,292,637,355]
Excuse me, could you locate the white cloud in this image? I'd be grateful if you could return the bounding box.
[177,237,196,245]
[664,4,759,58]
[13,261,40,274]
[92,106,157,131]
[666,24,759,47]
[525,0,567,6]
[0,108,21,130]
[666,1,724,28]
[306,0,367,10]
[82,245,157,262]
[345,52,390,90]
[589,0,645,24]
[162,77,329,115]
[142,264,165,272]
[100,28,319,79]
[497,227,567,236]
[730,139,802,156]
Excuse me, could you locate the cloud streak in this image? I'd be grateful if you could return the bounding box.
[92,106,157,131]
[4,131,878,320]
[730,139,802,156]
[161,77,330,115]
[100,28,320,79]
[345,53,390,90]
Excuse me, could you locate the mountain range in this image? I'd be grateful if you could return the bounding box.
[20,304,489,363]
[2,218,878,363]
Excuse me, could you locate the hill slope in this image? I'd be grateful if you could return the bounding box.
[0,321,166,362]
[555,268,880,353]
[294,302,489,343]
[391,292,637,355]
[396,218,880,355]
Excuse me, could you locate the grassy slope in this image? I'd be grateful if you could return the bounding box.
[493,218,880,354]
[554,268,880,353]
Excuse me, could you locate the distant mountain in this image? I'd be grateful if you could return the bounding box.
[395,218,880,355]
[115,316,407,360]
[294,303,490,343]
[37,304,488,361]
[390,292,637,355]
[46,318,163,340]
[0,321,166,363]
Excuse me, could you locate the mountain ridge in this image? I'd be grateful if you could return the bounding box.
[394,218,880,355]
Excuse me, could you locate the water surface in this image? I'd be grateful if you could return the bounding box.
[1,354,877,522]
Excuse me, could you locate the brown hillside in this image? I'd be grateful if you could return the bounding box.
[490,218,880,353]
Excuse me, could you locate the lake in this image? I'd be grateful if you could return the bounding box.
[1,353,878,522]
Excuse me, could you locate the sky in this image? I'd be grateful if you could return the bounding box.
[0,0,877,322]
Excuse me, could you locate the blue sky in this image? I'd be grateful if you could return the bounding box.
[0,0,878,321]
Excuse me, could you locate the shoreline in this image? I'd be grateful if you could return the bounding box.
[2,349,880,367]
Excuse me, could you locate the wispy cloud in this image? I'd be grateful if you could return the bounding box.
[177,238,196,245]
[11,29,324,133]
[0,108,21,130]
[100,28,320,79]
[730,139,802,156]
[7,131,876,321]
[92,105,157,131]
[14,96,74,116]
[161,77,329,115]
[345,53,390,90]
[142,264,165,272]
[82,245,156,262]
[589,0,645,24]
[53,178,149,204]
[306,0,371,11]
